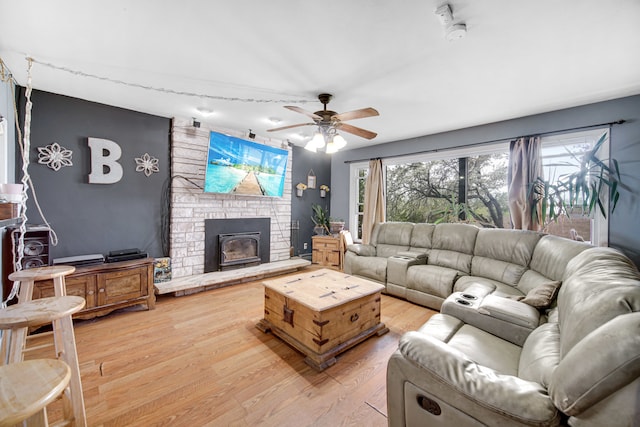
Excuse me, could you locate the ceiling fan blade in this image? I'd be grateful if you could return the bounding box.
[332,107,379,122]
[284,106,322,120]
[267,122,315,132]
[337,123,378,140]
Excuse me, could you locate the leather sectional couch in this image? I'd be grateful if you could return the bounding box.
[344,222,590,311]
[343,222,640,425]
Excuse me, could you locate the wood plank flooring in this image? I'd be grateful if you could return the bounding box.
[26,269,436,426]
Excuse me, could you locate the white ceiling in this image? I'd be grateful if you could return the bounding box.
[1,0,640,150]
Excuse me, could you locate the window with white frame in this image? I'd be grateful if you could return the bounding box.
[348,162,369,241]
[539,128,610,245]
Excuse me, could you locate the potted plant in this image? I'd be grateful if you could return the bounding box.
[319,184,330,198]
[311,204,330,235]
[329,217,345,234]
[529,132,621,227]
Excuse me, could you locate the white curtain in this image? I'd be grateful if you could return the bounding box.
[361,158,385,244]
[508,136,543,230]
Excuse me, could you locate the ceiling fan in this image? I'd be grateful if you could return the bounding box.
[267,93,379,140]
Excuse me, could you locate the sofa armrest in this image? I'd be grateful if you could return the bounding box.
[441,293,539,346]
[346,243,376,257]
[478,295,540,329]
[394,331,559,425]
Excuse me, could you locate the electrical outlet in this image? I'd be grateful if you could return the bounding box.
[303,243,308,250]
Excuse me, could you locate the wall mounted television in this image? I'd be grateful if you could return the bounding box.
[204,131,289,197]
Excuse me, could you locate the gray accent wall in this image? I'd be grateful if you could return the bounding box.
[291,146,332,257]
[331,95,640,266]
[15,89,171,260]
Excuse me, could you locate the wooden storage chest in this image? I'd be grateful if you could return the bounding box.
[257,268,387,370]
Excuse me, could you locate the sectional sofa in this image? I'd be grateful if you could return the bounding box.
[344,222,590,311]
[344,222,640,426]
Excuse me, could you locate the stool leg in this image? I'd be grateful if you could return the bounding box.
[5,279,37,364]
[56,314,87,427]
[53,275,67,296]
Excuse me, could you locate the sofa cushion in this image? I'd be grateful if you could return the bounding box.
[344,254,388,283]
[371,222,414,247]
[556,247,640,356]
[432,223,479,254]
[409,223,436,251]
[471,229,542,285]
[471,256,528,286]
[407,265,461,299]
[474,228,543,266]
[518,322,560,388]
[549,312,640,416]
[428,223,478,273]
[376,243,411,258]
[528,235,590,282]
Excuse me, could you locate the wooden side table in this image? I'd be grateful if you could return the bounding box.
[312,235,344,270]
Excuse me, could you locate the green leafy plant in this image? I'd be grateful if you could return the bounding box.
[311,204,330,234]
[529,132,621,227]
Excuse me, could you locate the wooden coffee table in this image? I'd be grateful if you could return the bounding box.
[256,268,388,371]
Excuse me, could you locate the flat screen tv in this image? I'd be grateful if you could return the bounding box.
[204,131,289,197]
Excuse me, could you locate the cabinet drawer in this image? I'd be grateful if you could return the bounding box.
[315,240,340,250]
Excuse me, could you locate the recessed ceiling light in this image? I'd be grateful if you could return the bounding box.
[195,106,214,116]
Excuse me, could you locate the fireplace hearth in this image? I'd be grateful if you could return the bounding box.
[205,218,271,272]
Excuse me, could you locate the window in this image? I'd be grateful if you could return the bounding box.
[349,129,610,245]
[384,143,509,228]
[540,128,610,245]
[348,163,368,241]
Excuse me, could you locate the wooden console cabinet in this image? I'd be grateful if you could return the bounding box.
[312,235,343,270]
[33,258,155,320]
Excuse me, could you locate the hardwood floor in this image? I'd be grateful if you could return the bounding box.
[26,269,436,426]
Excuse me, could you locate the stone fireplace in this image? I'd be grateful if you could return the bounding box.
[169,118,291,279]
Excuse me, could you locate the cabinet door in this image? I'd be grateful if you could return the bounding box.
[34,275,97,309]
[323,250,340,266]
[97,266,148,306]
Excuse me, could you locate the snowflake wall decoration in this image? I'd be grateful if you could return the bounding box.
[37,142,73,171]
[135,153,159,177]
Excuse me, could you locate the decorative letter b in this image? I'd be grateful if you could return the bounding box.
[88,137,123,184]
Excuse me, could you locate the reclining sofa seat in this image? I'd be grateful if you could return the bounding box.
[386,247,640,426]
[343,222,414,284]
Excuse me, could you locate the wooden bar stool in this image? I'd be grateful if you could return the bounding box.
[0,359,71,427]
[6,266,76,367]
[8,265,76,302]
[0,295,87,427]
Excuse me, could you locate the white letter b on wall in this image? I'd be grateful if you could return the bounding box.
[88,137,123,184]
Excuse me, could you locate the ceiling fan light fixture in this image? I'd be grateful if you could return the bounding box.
[304,139,317,152]
[333,133,347,149]
[325,141,338,154]
[311,130,325,149]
